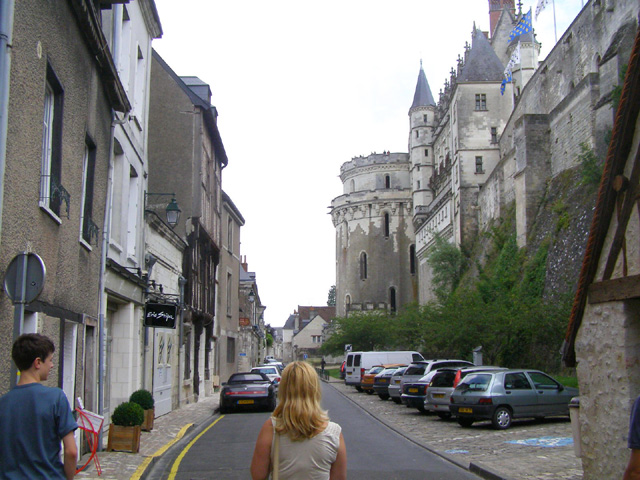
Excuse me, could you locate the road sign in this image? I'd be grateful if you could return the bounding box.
[4,252,46,304]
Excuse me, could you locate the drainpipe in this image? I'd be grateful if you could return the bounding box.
[0,0,15,240]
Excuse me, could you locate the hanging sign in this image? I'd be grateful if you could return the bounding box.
[144,303,177,329]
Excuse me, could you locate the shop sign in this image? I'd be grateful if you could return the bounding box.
[239,317,250,327]
[144,303,177,329]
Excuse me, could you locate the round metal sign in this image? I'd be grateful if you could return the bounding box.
[4,252,46,303]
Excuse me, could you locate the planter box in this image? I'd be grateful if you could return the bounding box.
[106,424,141,453]
[142,408,154,432]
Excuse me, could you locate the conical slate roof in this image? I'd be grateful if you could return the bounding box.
[410,62,436,109]
[458,28,505,82]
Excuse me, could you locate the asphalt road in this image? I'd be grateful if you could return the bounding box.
[149,382,481,479]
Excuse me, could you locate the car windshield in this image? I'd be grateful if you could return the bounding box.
[430,371,456,387]
[456,373,492,392]
[252,368,276,375]
[405,365,426,375]
[380,368,397,375]
[393,367,407,376]
[368,366,384,374]
[228,373,268,384]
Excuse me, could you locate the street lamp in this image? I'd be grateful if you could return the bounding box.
[145,192,181,228]
[248,288,255,303]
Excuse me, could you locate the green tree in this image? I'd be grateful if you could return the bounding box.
[320,311,391,355]
[427,233,467,301]
[327,285,336,306]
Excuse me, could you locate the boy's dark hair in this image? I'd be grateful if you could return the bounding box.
[12,333,55,372]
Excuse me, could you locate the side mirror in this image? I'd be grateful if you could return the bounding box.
[221,382,227,386]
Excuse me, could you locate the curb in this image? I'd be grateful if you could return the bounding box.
[323,379,512,480]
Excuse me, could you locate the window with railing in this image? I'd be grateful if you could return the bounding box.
[40,64,69,219]
[80,136,99,246]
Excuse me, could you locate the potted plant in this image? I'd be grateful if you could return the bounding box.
[130,389,155,431]
[106,401,144,453]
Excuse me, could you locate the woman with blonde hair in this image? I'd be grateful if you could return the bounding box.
[250,361,347,480]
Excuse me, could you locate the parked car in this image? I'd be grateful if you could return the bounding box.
[219,372,277,414]
[424,366,507,419]
[264,359,285,372]
[401,359,474,411]
[340,361,346,380]
[373,366,406,400]
[361,365,387,394]
[251,365,282,386]
[388,366,408,404]
[345,351,424,391]
[449,369,579,429]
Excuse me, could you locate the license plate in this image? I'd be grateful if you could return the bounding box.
[380,379,388,383]
[409,388,418,393]
[433,393,445,398]
[238,399,254,405]
[459,407,472,414]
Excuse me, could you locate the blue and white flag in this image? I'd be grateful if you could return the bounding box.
[500,72,512,95]
[508,8,533,41]
[504,42,521,79]
[535,0,550,20]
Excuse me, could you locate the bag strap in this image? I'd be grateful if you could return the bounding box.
[272,419,280,480]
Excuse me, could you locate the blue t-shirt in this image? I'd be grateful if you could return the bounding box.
[629,395,640,449]
[0,383,78,479]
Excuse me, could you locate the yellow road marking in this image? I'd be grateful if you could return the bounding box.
[130,423,194,480]
[167,415,225,480]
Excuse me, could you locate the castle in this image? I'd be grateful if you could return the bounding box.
[331,0,639,316]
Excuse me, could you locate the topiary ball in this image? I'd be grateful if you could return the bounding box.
[129,389,154,410]
[111,402,144,426]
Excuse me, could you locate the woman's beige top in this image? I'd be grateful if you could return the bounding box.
[270,417,341,480]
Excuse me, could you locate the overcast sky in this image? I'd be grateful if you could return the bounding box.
[152,0,585,327]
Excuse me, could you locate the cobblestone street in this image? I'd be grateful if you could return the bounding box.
[328,380,582,480]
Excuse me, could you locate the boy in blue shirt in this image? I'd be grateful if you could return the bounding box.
[0,333,78,479]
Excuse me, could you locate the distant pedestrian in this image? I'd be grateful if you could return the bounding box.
[321,357,326,374]
[625,394,640,479]
[250,361,347,480]
[0,333,78,479]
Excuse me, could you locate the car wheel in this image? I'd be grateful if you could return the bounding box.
[437,412,452,420]
[378,394,389,400]
[534,416,545,423]
[458,417,474,428]
[365,389,374,395]
[392,397,401,404]
[268,396,277,412]
[355,386,363,392]
[417,405,426,413]
[219,405,228,414]
[492,406,512,429]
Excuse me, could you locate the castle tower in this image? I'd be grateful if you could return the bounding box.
[330,153,416,317]
[489,0,515,37]
[409,61,437,228]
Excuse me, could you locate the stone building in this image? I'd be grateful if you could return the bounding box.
[0,0,128,422]
[216,191,245,384]
[148,51,227,402]
[237,259,266,372]
[98,0,162,427]
[562,26,640,479]
[330,153,417,317]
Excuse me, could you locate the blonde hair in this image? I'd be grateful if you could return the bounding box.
[273,361,329,441]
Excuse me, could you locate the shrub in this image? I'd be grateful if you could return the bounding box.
[111,402,144,426]
[129,389,154,410]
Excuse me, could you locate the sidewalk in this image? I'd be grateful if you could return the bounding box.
[76,394,220,480]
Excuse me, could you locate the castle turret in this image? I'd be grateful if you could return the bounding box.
[330,153,416,317]
[409,61,437,227]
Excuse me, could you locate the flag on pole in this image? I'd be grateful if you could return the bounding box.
[535,0,550,20]
[508,8,533,41]
[504,42,521,79]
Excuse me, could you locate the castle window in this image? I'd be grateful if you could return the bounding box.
[417,180,421,189]
[410,245,416,275]
[424,149,428,157]
[491,127,498,143]
[385,175,390,188]
[384,213,390,238]
[475,156,484,173]
[475,94,487,110]
[360,252,368,280]
[423,114,428,122]
[389,287,397,313]
[415,130,419,139]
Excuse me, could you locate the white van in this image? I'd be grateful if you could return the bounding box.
[345,351,424,390]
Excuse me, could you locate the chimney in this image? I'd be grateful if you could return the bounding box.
[241,255,248,272]
[489,0,515,38]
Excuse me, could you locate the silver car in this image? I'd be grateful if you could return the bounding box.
[388,367,408,404]
[424,366,507,419]
[372,366,405,400]
[449,369,579,429]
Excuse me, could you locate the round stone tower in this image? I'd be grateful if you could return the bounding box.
[330,152,417,317]
[409,61,437,223]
